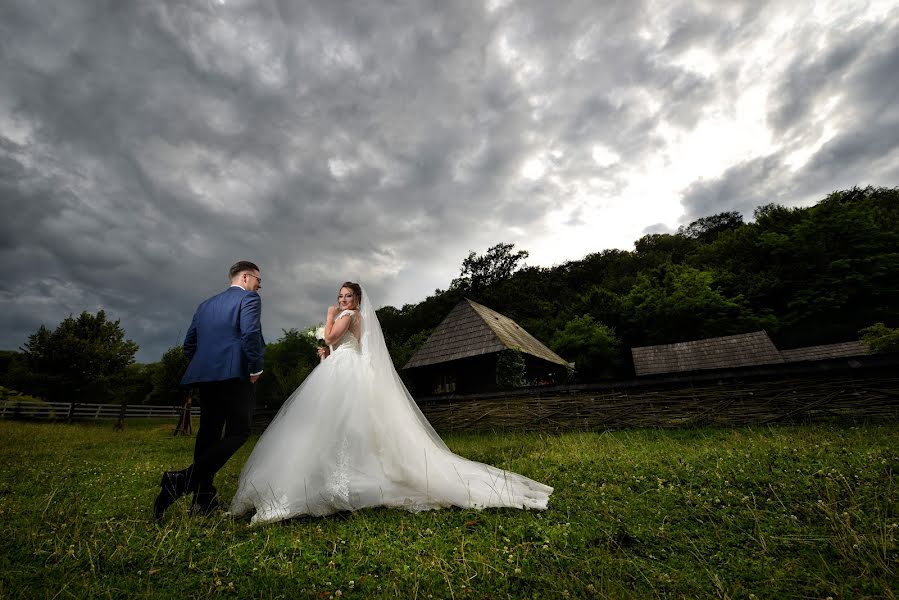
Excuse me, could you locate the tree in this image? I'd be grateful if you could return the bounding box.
[622,264,774,345]
[333,187,899,389]
[148,346,189,405]
[678,211,744,243]
[254,329,320,408]
[496,349,528,388]
[386,330,431,371]
[765,187,899,346]
[550,315,623,380]
[859,323,899,353]
[450,242,529,295]
[114,363,156,406]
[111,362,156,431]
[21,311,139,419]
[633,233,698,266]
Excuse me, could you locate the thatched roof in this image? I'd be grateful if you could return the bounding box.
[403,299,569,369]
[779,341,869,362]
[631,331,783,376]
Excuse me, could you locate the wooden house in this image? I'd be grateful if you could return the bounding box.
[403,299,570,395]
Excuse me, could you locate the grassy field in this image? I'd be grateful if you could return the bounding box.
[0,419,896,599]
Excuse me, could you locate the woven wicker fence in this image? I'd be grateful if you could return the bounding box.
[413,354,899,433]
[248,354,899,434]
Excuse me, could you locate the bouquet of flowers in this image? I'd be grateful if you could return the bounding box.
[306,324,327,360]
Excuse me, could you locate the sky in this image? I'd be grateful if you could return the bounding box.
[1,0,898,362]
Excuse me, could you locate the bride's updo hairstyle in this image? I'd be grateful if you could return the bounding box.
[339,282,362,308]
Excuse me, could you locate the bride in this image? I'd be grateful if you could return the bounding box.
[229,282,553,524]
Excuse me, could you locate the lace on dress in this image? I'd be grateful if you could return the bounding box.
[330,310,360,354]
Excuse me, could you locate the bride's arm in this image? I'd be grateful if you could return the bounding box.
[323,308,355,345]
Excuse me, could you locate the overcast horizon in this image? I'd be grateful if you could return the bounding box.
[2,0,898,361]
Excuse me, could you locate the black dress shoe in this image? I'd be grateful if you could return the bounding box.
[153,470,186,523]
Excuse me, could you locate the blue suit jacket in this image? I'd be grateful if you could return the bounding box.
[181,286,266,385]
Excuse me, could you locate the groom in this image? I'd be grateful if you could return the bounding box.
[153,260,266,522]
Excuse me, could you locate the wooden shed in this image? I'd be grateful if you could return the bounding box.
[631,331,871,376]
[779,341,869,363]
[403,299,570,395]
[631,331,784,376]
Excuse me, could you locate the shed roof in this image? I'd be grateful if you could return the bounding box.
[779,341,869,362]
[631,331,783,376]
[403,299,569,369]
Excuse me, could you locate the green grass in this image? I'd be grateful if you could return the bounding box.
[0,419,896,599]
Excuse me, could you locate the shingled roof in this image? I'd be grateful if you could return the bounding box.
[403,299,569,370]
[631,331,784,376]
[779,341,869,362]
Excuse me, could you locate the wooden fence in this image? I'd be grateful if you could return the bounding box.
[7,355,898,434]
[413,354,899,433]
[0,401,200,421]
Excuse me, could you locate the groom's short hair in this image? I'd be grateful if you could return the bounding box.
[229,261,260,279]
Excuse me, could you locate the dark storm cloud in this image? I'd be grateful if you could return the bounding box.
[1,0,896,361]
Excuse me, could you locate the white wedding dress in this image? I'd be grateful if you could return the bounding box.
[229,286,552,524]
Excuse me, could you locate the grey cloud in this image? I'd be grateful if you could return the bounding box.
[767,27,870,136]
[679,153,792,221]
[1,0,896,361]
[680,9,899,223]
[642,222,675,235]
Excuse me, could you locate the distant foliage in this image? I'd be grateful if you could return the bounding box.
[147,346,189,405]
[20,310,139,406]
[255,329,320,408]
[114,363,156,406]
[384,329,431,371]
[379,186,899,382]
[859,323,899,354]
[451,242,529,294]
[622,264,775,346]
[496,349,528,389]
[0,385,43,403]
[550,315,623,381]
[3,187,897,394]
[677,211,745,242]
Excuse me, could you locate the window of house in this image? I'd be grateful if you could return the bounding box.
[434,374,457,394]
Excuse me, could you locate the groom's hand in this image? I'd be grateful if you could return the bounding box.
[250,373,261,384]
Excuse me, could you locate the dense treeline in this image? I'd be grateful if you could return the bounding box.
[2,186,897,409]
[378,186,899,381]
